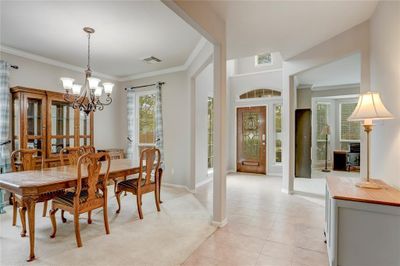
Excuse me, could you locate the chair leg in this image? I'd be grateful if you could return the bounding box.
[155,187,161,212]
[12,199,17,226]
[74,213,82,248]
[88,211,92,224]
[136,193,143,219]
[115,190,122,214]
[42,200,48,217]
[19,206,27,237]
[103,205,110,235]
[61,210,67,223]
[49,208,58,238]
[123,176,127,196]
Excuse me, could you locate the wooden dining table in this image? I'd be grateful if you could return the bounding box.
[0,159,162,262]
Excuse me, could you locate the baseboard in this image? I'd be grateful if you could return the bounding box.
[281,188,294,195]
[162,182,194,193]
[195,177,213,188]
[211,217,228,228]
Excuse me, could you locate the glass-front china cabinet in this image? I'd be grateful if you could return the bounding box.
[11,87,94,166]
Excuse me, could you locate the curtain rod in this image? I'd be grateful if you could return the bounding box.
[124,81,165,91]
[10,65,19,69]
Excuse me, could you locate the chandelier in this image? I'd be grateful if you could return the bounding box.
[60,27,113,115]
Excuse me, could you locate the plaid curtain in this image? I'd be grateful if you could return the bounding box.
[0,61,11,213]
[126,91,138,165]
[155,82,165,167]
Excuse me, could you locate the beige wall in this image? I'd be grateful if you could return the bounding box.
[370,1,400,188]
[1,52,124,150]
[120,71,191,187]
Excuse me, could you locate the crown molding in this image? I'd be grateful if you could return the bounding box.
[1,37,208,83]
[1,45,119,81]
[119,37,207,82]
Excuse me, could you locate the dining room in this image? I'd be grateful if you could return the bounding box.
[0,1,218,264]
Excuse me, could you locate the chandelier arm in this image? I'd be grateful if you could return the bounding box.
[97,95,113,106]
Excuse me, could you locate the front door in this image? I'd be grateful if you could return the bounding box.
[237,106,267,174]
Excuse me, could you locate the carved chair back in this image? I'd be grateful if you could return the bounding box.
[138,148,161,187]
[59,147,83,166]
[79,145,96,155]
[76,152,110,205]
[11,149,44,172]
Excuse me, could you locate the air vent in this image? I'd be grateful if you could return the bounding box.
[142,56,162,64]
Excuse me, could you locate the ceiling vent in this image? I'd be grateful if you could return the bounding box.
[142,56,162,64]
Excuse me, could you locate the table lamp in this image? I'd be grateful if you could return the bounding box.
[321,125,331,173]
[348,91,394,189]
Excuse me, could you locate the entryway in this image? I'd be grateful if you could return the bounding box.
[236,106,267,174]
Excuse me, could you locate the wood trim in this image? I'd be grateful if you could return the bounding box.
[327,176,400,207]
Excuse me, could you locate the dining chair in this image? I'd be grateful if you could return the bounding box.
[115,148,161,219]
[10,149,46,237]
[79,145,96,154]
[59,147,85,223]
[59,147,82,166]
[49,152,111,247]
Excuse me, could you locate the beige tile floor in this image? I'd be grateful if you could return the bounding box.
[186,173,329,266]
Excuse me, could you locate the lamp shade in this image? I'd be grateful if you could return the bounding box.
[348,92,393,122]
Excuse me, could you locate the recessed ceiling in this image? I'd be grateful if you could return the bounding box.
[206,1,378,59]
[0,1,201,78]
[296,53,361,88]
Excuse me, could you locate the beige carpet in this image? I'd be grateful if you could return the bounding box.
[0,186,216,266]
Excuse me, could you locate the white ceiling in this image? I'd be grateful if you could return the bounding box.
[296,53,361,88]
[0,1,201,78]
[206,1,378,59]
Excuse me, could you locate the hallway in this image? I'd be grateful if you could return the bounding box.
[188,174,328,266]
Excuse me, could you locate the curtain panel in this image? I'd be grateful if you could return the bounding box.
[126,91,138,165]
[155,82,165,167]
[0,60,11,213]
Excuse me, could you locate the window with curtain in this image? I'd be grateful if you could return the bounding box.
[207,97,214,169]
[316,103,330,161]
[340,102,360,150]
[274,104,282,163]
[137,91,157,154]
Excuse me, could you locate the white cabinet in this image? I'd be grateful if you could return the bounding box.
[325,177,400,266]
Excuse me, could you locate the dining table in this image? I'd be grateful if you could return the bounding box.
[0,158,162,262]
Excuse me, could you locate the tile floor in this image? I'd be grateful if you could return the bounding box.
[186,173,330,266]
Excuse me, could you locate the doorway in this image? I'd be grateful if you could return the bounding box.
[236,106,267,174]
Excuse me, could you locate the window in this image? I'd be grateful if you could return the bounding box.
[316,103,330,161]
[255,53,272,66]
[207,97,214,169]
[137,92,157,154]
[239,89,281,99]
[340,102,360,150]
[274,104,282,163]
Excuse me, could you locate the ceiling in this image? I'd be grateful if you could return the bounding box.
[206,1,378,59]
[0,1,201,78]
[296,53,361,88]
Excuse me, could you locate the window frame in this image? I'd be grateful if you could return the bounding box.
[135,89,158,150]
[255,53,273,67]
[339,101,360,143]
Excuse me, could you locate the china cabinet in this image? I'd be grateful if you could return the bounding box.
[11,87,94,166]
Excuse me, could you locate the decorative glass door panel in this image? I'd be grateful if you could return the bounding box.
[237,106,267,174]
[79,111,93,146]
[24,94,46,154]
[12,96,21,151]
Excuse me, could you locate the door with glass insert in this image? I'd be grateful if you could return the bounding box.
[47,94,76,157]
[23,93,46,153]
[237,106,267,174]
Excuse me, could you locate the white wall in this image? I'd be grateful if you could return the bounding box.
[370,1,400,188]
[1,51,124,150]
[282,21,370,193]
[120,71,191,188]
[194,63,213,186]
[235,52,282,75]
